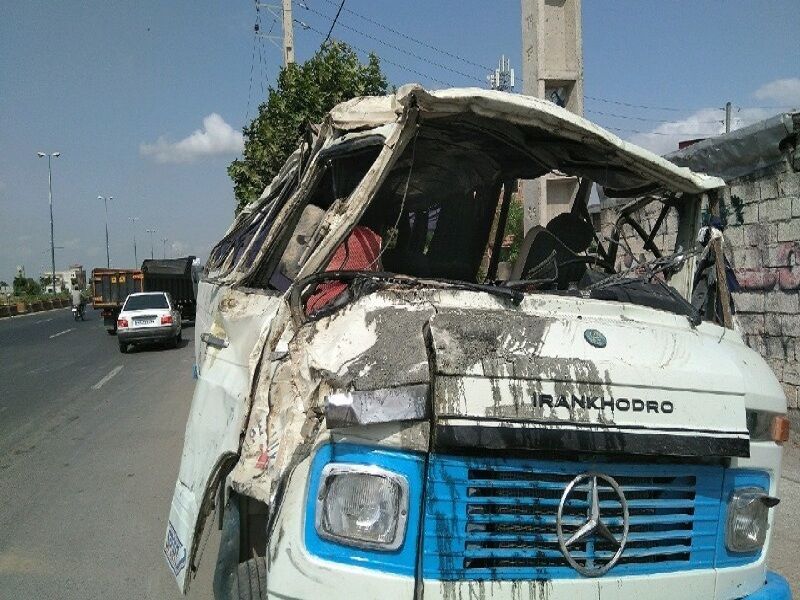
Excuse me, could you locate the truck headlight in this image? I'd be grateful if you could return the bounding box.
[315,464,408,550]
[726,487,771,553]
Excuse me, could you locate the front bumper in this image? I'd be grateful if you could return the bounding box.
[261,443,789,600]
[744,573,792,600]
[118,324,178,343]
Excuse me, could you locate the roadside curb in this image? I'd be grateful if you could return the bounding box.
[0,301,71,319]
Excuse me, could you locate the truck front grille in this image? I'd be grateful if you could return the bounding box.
[423,455,723,580]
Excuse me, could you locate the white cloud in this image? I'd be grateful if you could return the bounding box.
[140,113,244,163]
[627,107,774,156]
[754,77,800,106]
[626,77,800,156]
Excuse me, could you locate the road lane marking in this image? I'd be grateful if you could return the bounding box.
[92,365,123,390]
[49,328,74,339]
[35,318,53,324]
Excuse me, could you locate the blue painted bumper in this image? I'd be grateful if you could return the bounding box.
[744,572,792,599]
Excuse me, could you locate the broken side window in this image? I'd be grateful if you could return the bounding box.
[247,145,381,292]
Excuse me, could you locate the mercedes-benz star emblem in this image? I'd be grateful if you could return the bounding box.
[556,472,629,577]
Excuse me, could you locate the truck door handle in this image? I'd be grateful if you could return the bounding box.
[201,332,229,349]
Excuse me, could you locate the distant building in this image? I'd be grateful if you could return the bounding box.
[41,264,86,293]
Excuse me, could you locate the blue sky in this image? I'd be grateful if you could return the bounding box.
[1,0,797,285]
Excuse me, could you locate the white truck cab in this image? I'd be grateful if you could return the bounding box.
[165,86,791,600]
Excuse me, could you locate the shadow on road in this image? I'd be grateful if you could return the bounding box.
[126,337,192,353]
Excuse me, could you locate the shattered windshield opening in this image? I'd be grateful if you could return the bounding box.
[333,121,609,289]
[294,119,701,322]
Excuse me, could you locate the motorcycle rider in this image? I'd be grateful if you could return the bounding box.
[71,287,85,318]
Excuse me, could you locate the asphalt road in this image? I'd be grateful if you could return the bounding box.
[0,307,797,599]
[0,308,215,600]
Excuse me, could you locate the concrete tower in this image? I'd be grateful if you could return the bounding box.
[521,0,584,232]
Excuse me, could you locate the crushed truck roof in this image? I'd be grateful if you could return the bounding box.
[325,84,726,197]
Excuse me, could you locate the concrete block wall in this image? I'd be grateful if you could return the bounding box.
[597,198,679,270]
[728,167,800,410]
[598,164,800,411]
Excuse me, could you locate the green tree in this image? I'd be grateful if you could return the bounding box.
[229,42,388,210]
[13,276,41,296]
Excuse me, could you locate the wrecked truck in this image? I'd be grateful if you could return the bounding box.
[164,86,792,600]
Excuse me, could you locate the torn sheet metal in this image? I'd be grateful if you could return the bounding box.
[231,293,437,504]
[326,385,428,429]
[666,112,799,181]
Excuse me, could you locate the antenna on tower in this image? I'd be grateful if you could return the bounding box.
[488,55,515,92]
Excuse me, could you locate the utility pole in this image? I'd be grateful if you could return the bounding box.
[282,0,294,66]
[146,229,157,260]
[725,101,732,134]
[521,0,584,232]
[255,1,294,66]
[37,151,60,294]
[97,196,114,268]
[129,216,140,266]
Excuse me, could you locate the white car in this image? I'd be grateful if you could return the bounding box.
[117,291,182,353]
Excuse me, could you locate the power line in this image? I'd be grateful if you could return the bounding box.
[257,18,266,97]
[585,94,690,112]
[299,2,481,82]
[322,0,345,45]
[313,0,491,73]
[295,19,455,87]
[245,18,258,122]
[604,125,721,137]
[586,108,723,125]
[735,104,798,111]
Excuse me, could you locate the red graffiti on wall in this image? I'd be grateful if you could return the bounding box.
[736,242,800,291]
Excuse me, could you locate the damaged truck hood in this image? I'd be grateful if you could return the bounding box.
[299,290,760,458]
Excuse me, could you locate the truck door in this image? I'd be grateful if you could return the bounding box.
[165,280,280,592]
[164,148,311,592]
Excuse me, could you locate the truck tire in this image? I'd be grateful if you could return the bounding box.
[235,557,267,600]
[214,492,268,600]
[107,328,116,335]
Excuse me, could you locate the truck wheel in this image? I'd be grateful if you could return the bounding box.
[107,329,116,335]
[236,557,267,600]
[214,493,268,600]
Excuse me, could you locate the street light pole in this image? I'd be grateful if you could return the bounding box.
[146,229,157,260]
[97,195,114,267]
[37,151,60,293]
[161,237,168,259]
[129,216,140,266]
